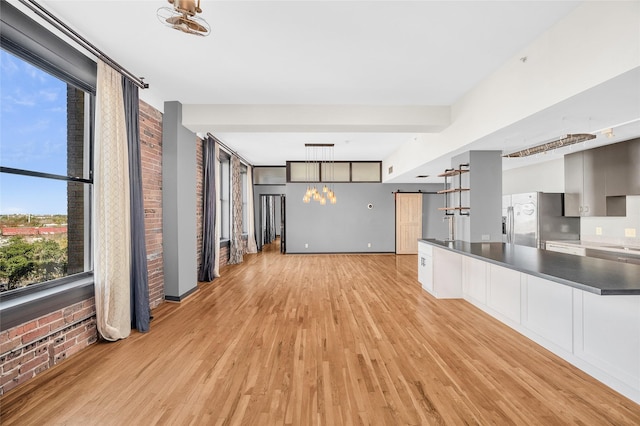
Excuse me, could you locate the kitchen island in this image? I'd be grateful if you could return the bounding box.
[417,239,640,404]
[420,239,640,295]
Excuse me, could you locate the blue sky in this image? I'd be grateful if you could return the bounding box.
[1,50,69,215]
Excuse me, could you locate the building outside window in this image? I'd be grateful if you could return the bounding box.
[0,49,93,294]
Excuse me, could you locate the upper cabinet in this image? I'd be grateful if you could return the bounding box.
[564,147,607,217]
[564,138,640,217]
[605,138,640,197]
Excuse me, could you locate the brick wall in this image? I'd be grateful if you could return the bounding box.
[0,299,96,395]
[196,137,204,276]
[219,245,229,268]
[139,101,164,309]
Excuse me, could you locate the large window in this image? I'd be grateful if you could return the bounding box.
[241,166,248,234]
[0,49,93,294]
[219,151,230,241]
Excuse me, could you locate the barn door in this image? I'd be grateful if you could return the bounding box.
[396,193,423,254]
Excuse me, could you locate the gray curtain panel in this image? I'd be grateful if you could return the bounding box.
[122,76,150,333]
[198,136,217,281]
[262,195,276,245]
[229,155,244,264]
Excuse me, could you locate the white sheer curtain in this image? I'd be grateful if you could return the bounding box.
[213,141,221,278]
[246,166,258,254]
[94,60,131,341]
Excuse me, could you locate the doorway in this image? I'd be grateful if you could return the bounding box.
[259,194,286,253]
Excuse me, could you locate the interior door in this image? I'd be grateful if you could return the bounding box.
[396,193,423,254]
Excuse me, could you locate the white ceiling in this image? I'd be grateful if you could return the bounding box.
[28,1,640,179]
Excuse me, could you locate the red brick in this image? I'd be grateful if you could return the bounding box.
[0,338,21,355]
[37,311,63,327]
[2,351,33,372]
[0,367,19,386]
[7,326,24,340]
[72,306,96,322]
[1,376,19,394]
[22,321,37,333]
[21,326,49,345]
[18,353,48,375]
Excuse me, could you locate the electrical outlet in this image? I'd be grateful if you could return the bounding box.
[481,234,490,241]
[367,242,371,248]
[595,227,602,236]
[304,243,309,248]
[625,228,636,238]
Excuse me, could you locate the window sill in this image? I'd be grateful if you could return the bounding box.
[0,273,94,331]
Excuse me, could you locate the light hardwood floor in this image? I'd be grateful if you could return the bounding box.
[2,242,639,425]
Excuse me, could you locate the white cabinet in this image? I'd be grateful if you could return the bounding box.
[417,242,433,292]
[487,264,521,324]
[574,291,640,391]
[418,243,462,299]
[462,256,487,304]
[522,275,573,352]
[431,247,462,298]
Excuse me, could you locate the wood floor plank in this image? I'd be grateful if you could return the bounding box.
[1,243,639,425]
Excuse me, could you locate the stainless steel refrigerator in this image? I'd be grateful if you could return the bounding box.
[502,192,580,248]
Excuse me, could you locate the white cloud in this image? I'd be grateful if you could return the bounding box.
[0,55,19,75]
[39,89,59,102]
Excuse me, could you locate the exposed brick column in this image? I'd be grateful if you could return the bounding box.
[139,101,164,309]
[196,138,203,277]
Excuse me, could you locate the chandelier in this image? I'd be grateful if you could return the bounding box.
[302,144,337,205]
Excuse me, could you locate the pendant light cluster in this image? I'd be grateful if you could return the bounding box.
[302,144,337,205]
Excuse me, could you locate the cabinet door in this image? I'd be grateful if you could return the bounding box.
[432,248,462,298]
[564,152,583,217]
[629,138,640,195]
[605,141,630,196]
[581,148,606,216]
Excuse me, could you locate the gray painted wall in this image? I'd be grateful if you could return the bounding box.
[284,183,444,253]
[162,101,197,299]
[451,151,503,243]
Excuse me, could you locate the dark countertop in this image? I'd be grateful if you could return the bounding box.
[419,239,640,296]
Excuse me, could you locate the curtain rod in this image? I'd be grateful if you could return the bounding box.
[18,0,148,89]
[207,133,252,167]
[393,190,439,194]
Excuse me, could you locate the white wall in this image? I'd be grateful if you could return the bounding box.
[502,158,565,195]
[384,1,640,182]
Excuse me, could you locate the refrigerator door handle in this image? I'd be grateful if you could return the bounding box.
[507,206,514,243]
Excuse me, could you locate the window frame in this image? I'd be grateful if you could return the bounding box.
[219,150,231,245]
[241,165,248,235]
[0,4,97,331]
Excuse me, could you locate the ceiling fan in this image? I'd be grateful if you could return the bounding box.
[157,0,211,37]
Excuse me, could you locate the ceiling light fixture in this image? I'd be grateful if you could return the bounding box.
[157,0,211,37]
[503,133,596,158]
[602,128,615,138]
[302,144,337,205]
